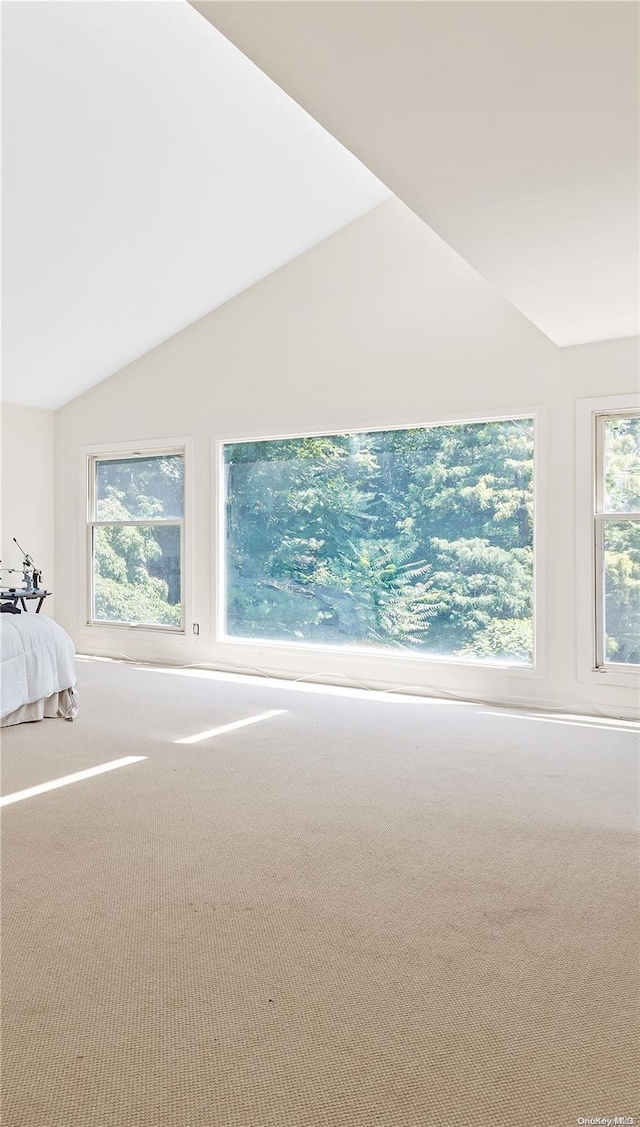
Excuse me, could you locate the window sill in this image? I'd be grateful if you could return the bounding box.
[578,666,639,689]
[217,633,541,678]
[81,622,186,637]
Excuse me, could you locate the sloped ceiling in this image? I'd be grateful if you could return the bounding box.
[1,1,389,408]
[193,0,639,349]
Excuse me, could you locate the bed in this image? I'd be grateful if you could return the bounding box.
[1,612,77,727]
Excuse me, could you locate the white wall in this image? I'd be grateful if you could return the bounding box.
[54,198,639,716]
[554,337,639,713]
[1,402,55,612]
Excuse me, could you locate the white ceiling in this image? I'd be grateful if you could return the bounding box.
[1,1,389,408]
[194,0,640,349]
[4,2,637,412]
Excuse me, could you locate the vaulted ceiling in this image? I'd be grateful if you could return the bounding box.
[192,1,639,350]
[3,1,637,409]
[1,1,389,408]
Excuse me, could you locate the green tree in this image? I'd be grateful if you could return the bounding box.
[601,416,640,664]
[224,419,535,662]
[93,455,183,626]
[604,521,640,664]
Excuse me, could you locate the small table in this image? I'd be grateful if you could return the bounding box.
[0,590,52,614]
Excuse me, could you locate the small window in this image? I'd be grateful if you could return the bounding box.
[595,414,640,667]
[222,418,535,665]
[88,450,185,630]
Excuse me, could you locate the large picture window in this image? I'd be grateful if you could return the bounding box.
[223,418,535,665]
[595,413,640,668]
[88,450,185,629]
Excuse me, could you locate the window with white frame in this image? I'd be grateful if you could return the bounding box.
[222,417,535,665]
[594,413,640,668]
[87,450,185,629]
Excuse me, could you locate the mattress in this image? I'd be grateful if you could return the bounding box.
[0,613,77,720]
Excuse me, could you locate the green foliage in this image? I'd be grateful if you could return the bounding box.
[604,416,640,512]
[96,454,184,520]
[93,458,182,627]
[90,421,640,666]
[604,520,640,664]
[459,618,534,663]
[225,420,535,663]
[601,417,640,664]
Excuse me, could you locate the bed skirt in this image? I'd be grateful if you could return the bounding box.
[1,688,78,728]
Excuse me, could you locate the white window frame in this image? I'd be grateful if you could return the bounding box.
[80,437,193,636]
[577,394,640,687]
[214,409,543,676]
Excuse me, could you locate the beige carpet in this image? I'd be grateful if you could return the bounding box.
[1,659,638,1127]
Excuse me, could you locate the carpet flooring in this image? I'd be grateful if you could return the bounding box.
[1,659,638,1127]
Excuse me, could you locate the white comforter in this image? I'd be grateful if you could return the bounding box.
[0,613,76,719]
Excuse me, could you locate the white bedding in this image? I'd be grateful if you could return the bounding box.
[0,613,76,720]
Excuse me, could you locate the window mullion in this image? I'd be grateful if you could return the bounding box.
[594,413,605,514]
[90,519,182,527]
[89,456,97,522]
[594,515,605,669]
